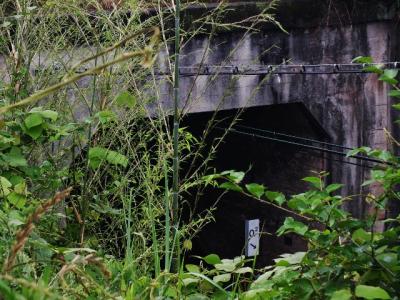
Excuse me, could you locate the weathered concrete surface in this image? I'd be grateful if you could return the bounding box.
[152,1,399,218]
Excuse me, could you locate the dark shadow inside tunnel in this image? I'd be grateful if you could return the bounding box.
[179,102,330,266]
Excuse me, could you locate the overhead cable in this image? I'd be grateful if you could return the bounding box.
[154,62,400,76]
[215,126,390,166]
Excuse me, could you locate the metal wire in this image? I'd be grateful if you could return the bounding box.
[153,62,400,76]
[215,126,389,166]
[234,124,354,151]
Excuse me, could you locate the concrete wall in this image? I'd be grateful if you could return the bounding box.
[154,0,399,218]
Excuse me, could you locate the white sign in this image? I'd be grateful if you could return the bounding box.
[245,219,260,257]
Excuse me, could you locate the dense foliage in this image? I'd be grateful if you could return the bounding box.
[0,0,399,299]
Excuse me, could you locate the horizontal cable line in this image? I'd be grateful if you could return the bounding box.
[215,126,389,166]
[234,124,354,151]
[154,62,400,76]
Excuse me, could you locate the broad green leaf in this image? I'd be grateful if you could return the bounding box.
[88,147,128,169]
[355,285,390,299]
[219,182,243,192]
[221,170,245,183]
[0,176,12,197]
[3,147,27,167]
[382,69,398,79]
[302,176,321,189]
[389,89,400,98]
[352,228,371,244]
[203,254,221,265]
[115,91,136,108]
[326,183,343,194]
[96,110,116,124]
[182,277,199,286]
[7,192,26,209]
[185,264,201,273]
[25,125,43,139]
[265,191,286,205]
[275,252,306,265]
[379,70,398,85]
[215,261,236,272]
[24,113,43,128]
[352,56,373,64]
[376,252,398,269]
[30,108,58,122]
[330,289,352,300]
[213,273,231,283]
[245,183,265,198]
[234,267,253,274]
[277,217,308,236]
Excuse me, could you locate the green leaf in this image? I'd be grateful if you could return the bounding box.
[221,170,245,183]
[30,108,58,122]
[355,285,390,299]
[376,253,398,269]
[0,176,12,197]
[330,289,352,300]
[352,228,371,244]
[25,125,43,139]
[115,91,136,108]
[7,192,26,209]
[245,183,265,198]
[24,113,43,128]
[265,191,286,205]
[203,254,221,265]
[389,89,400,98]
[219,182,243,192]
[277,217,308,236]
[233,267,253,274]
[3,147,27,167]
[88,147,128,169]
[96,110,116,124]
[213,273,231,283]
[185,264,201,273]
[215,261,236,272]
[326,183,343,194]
[352,56,373,64]
[379,69,399,85]
[302,177,321,189]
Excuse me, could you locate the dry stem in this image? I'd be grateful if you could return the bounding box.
[2,187,73,274]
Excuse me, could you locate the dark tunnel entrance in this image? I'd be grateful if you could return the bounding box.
[180,103,329,266]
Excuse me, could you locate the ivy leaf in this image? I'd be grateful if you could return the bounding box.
[24,113,43,129]
[203,254,221,265]
[330,289,352,300]
[245,183,265,198]
[88,147,128,169]
[115,91,136,108]
[355,285,390,299]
